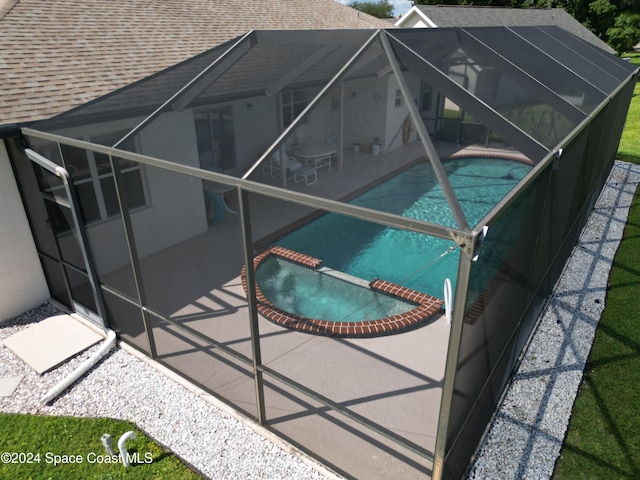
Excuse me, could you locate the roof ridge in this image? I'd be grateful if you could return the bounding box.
[430,5,559,9]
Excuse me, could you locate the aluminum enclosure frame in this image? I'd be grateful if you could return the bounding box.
[16,26,638,479]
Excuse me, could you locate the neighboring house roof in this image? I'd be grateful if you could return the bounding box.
[0,0,389,127]
[395,5,614,54]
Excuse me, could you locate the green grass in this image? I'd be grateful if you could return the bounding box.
[553,53,640,479]
[617,53,640,164]
[0,414,203,479]
[554,183,640,479]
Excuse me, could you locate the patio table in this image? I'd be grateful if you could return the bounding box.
[202,170,241,223]
[295,144,336,171]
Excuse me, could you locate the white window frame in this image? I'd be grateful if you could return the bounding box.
[281,89,309,127]
[40,132,148,225]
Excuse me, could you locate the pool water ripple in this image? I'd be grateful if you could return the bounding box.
[274,157,531,299]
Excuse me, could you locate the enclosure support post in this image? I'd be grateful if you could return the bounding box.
[106,153,158,358]
[431,237,475,480]
[276,94,288,189]
[379,31,470,232]
[238,188,267,425]
[339,82,344,172]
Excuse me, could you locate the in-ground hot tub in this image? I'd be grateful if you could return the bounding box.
[242,247,443,337]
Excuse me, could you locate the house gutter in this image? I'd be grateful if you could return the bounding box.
[0,122,31,139]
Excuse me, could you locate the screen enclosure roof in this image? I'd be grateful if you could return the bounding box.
[28,26,637,236]
[33,26,635,148]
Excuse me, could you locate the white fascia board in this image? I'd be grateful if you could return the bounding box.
[395,6,438,28]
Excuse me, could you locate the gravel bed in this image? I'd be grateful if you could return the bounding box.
[0,304,330,480]
[468,160,640,479]
[1,161,638,479]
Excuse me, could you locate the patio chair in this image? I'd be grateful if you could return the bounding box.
[292,164,317,185]
[263,152,317,185]
[262,154,282,177]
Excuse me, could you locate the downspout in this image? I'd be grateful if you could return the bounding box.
[118,431,137,467]
[41,329,116,405]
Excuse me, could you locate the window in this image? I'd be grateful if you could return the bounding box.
[395,89,403,108]
[194,106,236,172]
[420,81,433,113]
[52,132,147,224]
[281,89,308,127]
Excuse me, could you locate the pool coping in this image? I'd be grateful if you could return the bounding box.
[446,152,534,165]
[241,246,444,338]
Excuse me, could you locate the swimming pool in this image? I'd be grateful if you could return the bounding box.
[273,156,532,298]
[245,246,444,337]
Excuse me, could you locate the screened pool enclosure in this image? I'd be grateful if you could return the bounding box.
[13,27,636,479]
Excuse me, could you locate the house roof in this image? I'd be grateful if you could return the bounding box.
[395,6,614,54]
[39,30,383,131]
[0,0,389,127]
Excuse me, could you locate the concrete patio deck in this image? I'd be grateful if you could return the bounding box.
[95,139,526,478]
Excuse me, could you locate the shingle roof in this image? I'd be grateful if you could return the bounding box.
[0,0,389,126]
[408,6,614,54]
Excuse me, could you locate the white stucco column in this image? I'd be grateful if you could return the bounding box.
[0,140,49,322]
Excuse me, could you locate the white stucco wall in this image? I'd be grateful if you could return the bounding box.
[0,140,49,322]
[343,76,389,149]
[232,96,280,169]
[404,17,429,28]
[132,110,208,261]
[37,111,208,276]
[383,74,419,152]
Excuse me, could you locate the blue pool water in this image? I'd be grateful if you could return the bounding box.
[273,157,531,299]
[257,256,416,322]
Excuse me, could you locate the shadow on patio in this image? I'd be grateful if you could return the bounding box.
[99,140,522,479]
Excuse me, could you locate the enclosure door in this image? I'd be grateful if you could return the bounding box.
[26,148,107,329]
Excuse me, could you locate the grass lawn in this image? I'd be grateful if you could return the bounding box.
[0,414,203,479]
[553,54,640,479]
[617,53,640,164]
